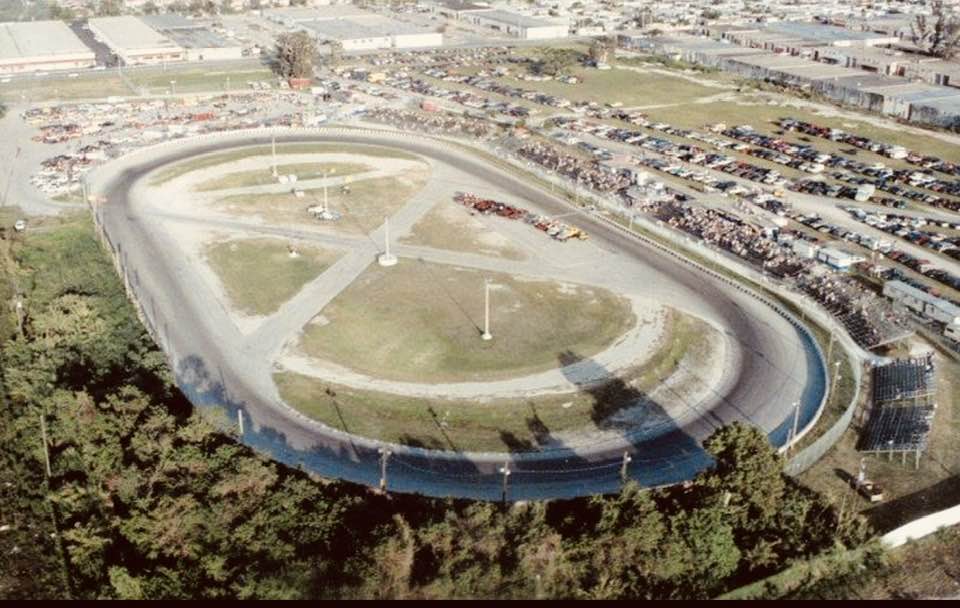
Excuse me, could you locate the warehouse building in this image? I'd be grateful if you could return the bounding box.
[0,21,96,74]
[141,15,243,62]
[460,10,568,40]
[266,6,442,51]
[88,16,185,65]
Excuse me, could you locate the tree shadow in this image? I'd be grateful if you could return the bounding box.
[864,475,960,532]
[398,434,446,450]
[499,430,536,452]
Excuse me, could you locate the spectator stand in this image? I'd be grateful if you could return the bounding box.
[859,354,937,468]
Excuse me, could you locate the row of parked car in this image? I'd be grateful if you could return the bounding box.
[556,118,793,190]
[778,117,960,177]
[843,206,960,265]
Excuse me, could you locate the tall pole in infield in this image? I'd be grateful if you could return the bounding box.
[378,217,397,267]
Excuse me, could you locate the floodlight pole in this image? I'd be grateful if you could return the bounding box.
[788,400,800,452]
[620,451,632,485]
[378,217,397,266]
[237,410,244,436]
[482,280,492,341]
[378,447,391,491]
[323,167,335,213]
[499,461,511,504]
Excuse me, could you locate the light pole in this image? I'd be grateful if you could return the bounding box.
[788,400,800,453]
[499,461,511,503]
[170,79,176,95]
[620,451,632,485]
[481,280,492,341]
[378,447,392,492]
[322,167,336,213]
[378,217,397,267]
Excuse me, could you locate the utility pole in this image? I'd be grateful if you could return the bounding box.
[39,410,51,478]
[499,461,511,504]
[237,409,244,436]
[378,447,391,492]
[788,400,800,452]
[14,298,24,337]
[481,280,492,340]
[620,450,632,485]
[322,167,335,213]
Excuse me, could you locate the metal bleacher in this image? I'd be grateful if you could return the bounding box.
[859,355,937,461]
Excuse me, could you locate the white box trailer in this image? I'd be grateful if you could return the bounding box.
[884,279,960,325]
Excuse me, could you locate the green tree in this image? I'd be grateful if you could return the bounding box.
[275,31,317,80]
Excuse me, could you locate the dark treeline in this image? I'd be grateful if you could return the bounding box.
[0,216,870,599]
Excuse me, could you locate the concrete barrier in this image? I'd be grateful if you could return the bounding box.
[882,503,960,548]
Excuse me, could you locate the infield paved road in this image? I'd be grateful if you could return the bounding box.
[89,129,827,500]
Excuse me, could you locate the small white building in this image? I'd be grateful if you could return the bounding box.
[817,246,865,271]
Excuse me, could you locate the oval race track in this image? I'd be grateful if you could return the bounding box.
[90,128,828,500]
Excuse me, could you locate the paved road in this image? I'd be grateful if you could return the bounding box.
[89,129,827,500]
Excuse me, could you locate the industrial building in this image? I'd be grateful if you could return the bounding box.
[141,15,243,62]
[88,16,185,65]
[0,20,96,74]
[264,6,442,51]
[460,9,568,40]
[636,32,960,129]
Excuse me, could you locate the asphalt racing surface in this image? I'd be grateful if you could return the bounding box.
[93,129,827,500]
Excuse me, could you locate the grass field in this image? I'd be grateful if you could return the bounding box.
[204,237,342,316]
[494,65,718,108]
[277,308,718,452]
[0,74,131,102]
[295,258,638,383]
[401,200,527,261]
[127,68,274,95]
[150,143,420,185]
[214,170,429,233]
[194,161,372,192]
